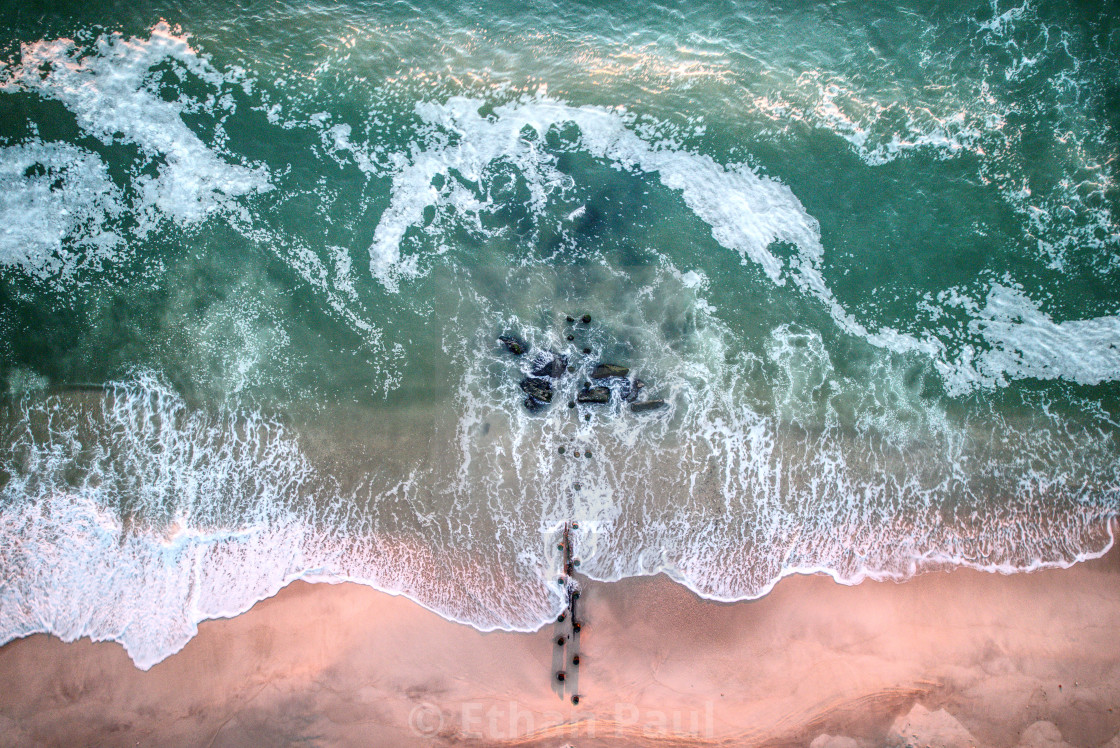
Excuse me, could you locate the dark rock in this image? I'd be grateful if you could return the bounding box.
[531,352,569,379]
[567,365,576,373]
[591,363,629,379]
[566,334,574,341]
[565,315,575,323]
[576,386,610,404]
[630,399,667,413]
[580,314,591,324]
[567,401,575,408]
[520,377,553,404]
[498,334,526,356]
[621,378,646,402]
[582,347,591,355]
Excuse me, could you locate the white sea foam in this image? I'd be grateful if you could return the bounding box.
[368,95,937,358]
[0,24,390,367]
[0,374,562,668]
[0,140,123,279]
[2,298,1117,670]
[1,17,1118,673]
[0,374,314,667]
[748,74,993,167]
[446,259,1118,624]
[746,1,1117,278]
[969,284,1120,387]
[2,22,271,229]
[364,94,1120,395]
[372,94,813,287]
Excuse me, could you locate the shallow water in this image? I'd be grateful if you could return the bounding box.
[0,0,1117,667]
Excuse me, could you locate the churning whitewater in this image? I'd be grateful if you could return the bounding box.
[0,3,1118,668]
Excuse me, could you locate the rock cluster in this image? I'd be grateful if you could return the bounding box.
[498,316,669,415]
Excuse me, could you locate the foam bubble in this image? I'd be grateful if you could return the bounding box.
[969,284,1120,388]
[2,22,271,229]
[1,24,391,373]
[367,95,935,357]
[0,140,123,279]
[363,94,1120,396]
[0,374,562,668]
[372,94,815,286]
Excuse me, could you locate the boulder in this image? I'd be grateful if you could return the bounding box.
[577,386,610,404]
[591,363,629,379]
[520,377,553,404]
[531,352,569,379]
[621,378,645,402]
[630,399,667,413]
[498,335,526,356]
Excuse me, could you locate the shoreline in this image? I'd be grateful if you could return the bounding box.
[2,537,1120,746]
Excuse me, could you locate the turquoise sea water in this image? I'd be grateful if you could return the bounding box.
[0,0,1117,667]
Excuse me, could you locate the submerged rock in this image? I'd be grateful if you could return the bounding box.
[498,334,527,356]
[531,351,569,378]
[577,386,610,404]
[520,377,553,405]
[621,378,645,402]
[580,314,592,324]
[591,363,629,379]
[630,399,667,413]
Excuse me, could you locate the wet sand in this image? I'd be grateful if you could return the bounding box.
[2,539,1120,747]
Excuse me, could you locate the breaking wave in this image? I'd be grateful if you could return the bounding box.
[0,10,1117,670]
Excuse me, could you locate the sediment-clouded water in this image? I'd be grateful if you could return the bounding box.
[0,0,1117,667]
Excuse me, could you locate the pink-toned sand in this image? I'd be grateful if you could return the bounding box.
[3,542,1120,747]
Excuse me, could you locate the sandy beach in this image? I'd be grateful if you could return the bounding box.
[2,536,1120,747]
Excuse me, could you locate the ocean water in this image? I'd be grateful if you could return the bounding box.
[0,0,1117,668]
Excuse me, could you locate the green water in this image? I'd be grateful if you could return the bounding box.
[0,0,1117,667]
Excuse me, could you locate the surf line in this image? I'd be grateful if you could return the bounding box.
[554,521,582,705]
